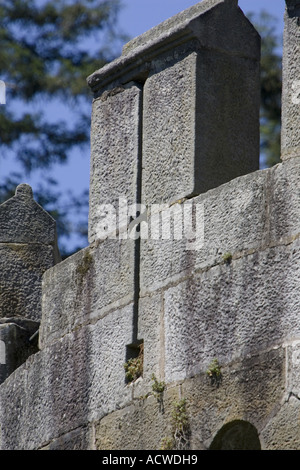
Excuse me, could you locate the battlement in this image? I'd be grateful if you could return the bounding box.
[0,1,299,450]
[87,0,260,246]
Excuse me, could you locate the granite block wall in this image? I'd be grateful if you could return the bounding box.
[0,0,299,451]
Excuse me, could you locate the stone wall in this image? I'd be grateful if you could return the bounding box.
[0,0,299,450]
[0,184,60,384]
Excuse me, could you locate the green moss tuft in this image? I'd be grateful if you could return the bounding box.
[76,250,94,278]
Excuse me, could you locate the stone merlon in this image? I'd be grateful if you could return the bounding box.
[286,0,300,17]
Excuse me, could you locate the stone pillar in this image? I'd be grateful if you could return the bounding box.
[281,0,300,160]
[88,82,143,243]
[87,0,260,219]
[0,184,60,383]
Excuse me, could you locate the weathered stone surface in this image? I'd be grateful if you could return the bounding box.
[87,303,135,422]
[0,336,285,450]
[163,239,300,383]
[89,83,142,244]
[140,168,268,294]
[137,294,164,387]
[0,244,56,321]
[140,157,300,295]
[94,386,180,450]
[182,349,285,450]
[263,339,300,450]
[122,0,239,56]
[39,239,136,348]
[141,50,197,205]
[286,341,300,396]
[0,184,60,324]
[40,426,93,450]
[0,342,286,450]
[0,1,299,452]
[88,0,259,94]
[268,158,300,240]
[281,1,300,160]
[0,320,39,384]
[88,0,260,212]
[260,400,300,450]
[142,43,260,205]
[0,304,134,450]
[94,347,285,450]
[0,184,58,247]
[0,337,92,450]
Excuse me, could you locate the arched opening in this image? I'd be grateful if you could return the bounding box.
[210,420,261,450]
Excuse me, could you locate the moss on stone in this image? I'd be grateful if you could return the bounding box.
[76,250,94,279]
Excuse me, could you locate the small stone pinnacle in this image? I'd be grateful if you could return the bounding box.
[15,184,34,199]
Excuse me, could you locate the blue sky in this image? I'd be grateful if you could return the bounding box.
[118,0,285,40]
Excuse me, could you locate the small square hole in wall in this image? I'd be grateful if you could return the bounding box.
[124,340,144,384]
